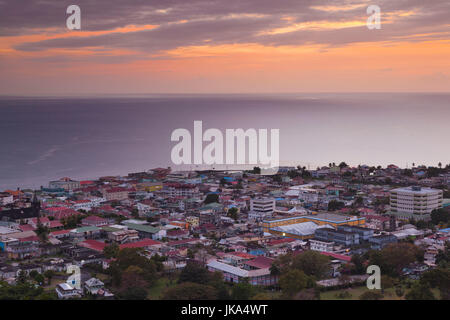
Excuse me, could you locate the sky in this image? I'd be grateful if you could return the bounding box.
[0,0,449,95]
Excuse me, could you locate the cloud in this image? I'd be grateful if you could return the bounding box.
[1,0,450,64]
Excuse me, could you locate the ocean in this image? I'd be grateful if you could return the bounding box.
[0,93,449,190]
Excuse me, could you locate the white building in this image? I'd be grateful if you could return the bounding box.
[248,198,275,222]
[390,186,443,216]
[55,283,82,299]
[309,239,334,252]
[0,193,14,206]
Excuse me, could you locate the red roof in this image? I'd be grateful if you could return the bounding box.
[19,224,36,232]
[231,252,257,259]
[80,180,95,185]
[78,240,107,252]
[49,220,64,228]
[50,229,71,236]
[167,238,197,246]
[244,256,274,269]
[267,238,296,246]
[119,238,161,249]
[83,215,107,222]
[19,236,40,242]
[320,251,352,262]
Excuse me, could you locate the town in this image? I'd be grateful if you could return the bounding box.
[0,162,449,300]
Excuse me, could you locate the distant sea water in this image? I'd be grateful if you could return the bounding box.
[0,93,449,191]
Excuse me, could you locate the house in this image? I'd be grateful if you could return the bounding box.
[55,283,82,299]
[102,187,129,201]
[122,222,166,240]
[81,215,109,227]
[369,234,397,249]
[84,277,105,295]
[207,260,277,286]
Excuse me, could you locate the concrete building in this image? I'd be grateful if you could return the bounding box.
[262,213,365,234]
[49,177,80,191]
[249,198,275,221]
[309,239,334,252]
[315,227,360,246]
[390,186,443,220]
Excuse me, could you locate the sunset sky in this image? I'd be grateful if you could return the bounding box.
[0,0,449,95]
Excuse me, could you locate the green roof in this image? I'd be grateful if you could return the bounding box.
[101,226,122,232]
[72,226,100,233]
[199,202,223,211]
[122,222,160,234]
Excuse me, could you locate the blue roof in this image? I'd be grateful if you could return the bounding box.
[439,228,450,233]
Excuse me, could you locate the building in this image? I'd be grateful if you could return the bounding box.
[267,221,324,240]
[102,187,129,201]
[49,177,81,191]
[314,227,360,246]
[309,239,334,252]
[389,186,443,220]
[55,283,82,299]
[81,215,109,227]
[207,260,277,286]
[337,225,374,241]
[164,183,200,198]
[84,277,105,295]
[0,192,14,206]
[122,222,166,240]
[262,213,365,234]
[249,198,275,221]
[369,234,398,249]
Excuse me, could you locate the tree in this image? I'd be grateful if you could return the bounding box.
[339,162,348,169]
[431,208,449,225]
[227,207,239,221]
[44,270,55,285]
[420,267,450,300]
[367,243,423,277]
[231,279,256,300]
[178,262,211,285]
[116,265,149,299]
[328,200,345,211]
[163,282,218,300]
[293,288,319,300]
[34,274,45,286]
[291,251,331,279]
[35,223,49,242]
[204,193,219,204]
[350,254,366,274]
[109,248,158,286]
[103,243,120,258]
[279,269,308,298]
[405,282,436,300]
[252,167,261,174]
[359,291,384,300]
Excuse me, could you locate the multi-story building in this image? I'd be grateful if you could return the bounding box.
[390,186,443,220]
[49,177,81,191]
[102,187,129,201]
[164,183,200,198]
[309,239,334,252]
[0,192,14,206]
[249,198,275,221]
[337,225,374,241]
[314,227,360,246]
